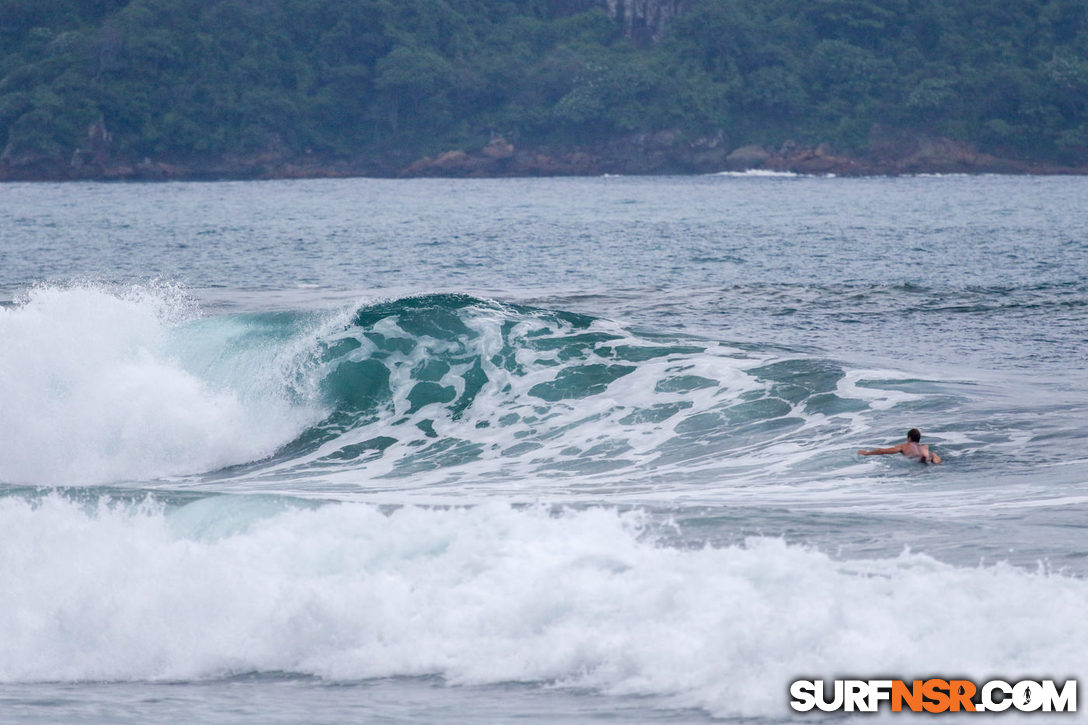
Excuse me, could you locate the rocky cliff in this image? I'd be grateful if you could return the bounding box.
[602,0,692,43]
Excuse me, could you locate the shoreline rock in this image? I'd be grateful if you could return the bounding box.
[1,128,1085,182]
[393,130,1088,178]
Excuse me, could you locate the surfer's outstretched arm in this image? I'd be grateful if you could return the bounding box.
[928,451,942,464]
[858,444,906,456]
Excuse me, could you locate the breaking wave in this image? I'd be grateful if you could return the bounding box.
[1,285,898,489]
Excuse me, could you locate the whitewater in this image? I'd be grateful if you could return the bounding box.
[0,175,1085,723]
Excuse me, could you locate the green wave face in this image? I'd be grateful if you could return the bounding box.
[211,293,866,489]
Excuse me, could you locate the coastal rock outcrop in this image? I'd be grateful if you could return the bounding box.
[865,125,1021,174]
[397,130,731,177]
[3,124,1085,181]
[724,145,771,170]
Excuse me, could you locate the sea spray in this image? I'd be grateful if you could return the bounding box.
[0,285,321,484]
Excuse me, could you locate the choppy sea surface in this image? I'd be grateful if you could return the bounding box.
[1,174,1086,723]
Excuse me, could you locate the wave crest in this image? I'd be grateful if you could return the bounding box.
[2,287,896,488]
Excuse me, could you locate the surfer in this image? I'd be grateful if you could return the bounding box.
[858,428,941,464]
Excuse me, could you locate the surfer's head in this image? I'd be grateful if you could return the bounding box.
[907,428,921,442]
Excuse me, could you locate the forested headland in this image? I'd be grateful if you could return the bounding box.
[2,0,1087,179]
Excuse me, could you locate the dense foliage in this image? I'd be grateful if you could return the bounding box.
[1,0,1086,167]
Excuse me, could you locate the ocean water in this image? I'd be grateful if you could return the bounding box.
[0,174,1086,723]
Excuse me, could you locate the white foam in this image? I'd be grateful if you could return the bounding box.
[837,369,925,411]
[712,169,801,178]
[1,496,1083,719]
[0,285,320,484]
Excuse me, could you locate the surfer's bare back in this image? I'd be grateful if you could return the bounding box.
[859,428,941,464]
